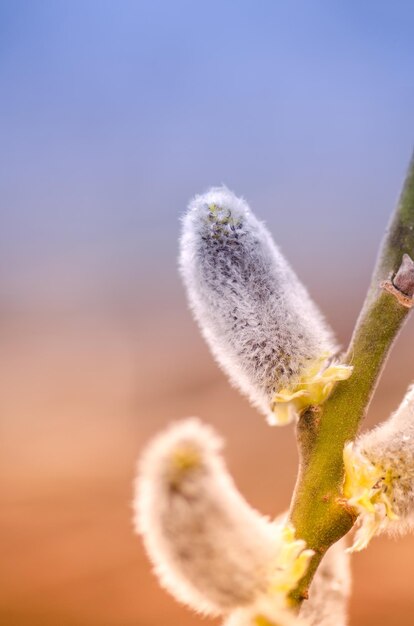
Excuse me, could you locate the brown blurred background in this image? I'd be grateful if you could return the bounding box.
[2,2,414,625]
[2,262,414,626]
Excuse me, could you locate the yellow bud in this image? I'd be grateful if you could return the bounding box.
[270,357,353,425]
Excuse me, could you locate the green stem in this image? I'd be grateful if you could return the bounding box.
[288,150,414,605]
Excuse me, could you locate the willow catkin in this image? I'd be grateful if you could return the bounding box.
[134,419,280,616]
[134,419,314,616]
[179,187,351,425]
[224,597,309,626]
[344,384,414,551]
[223,533,350,626]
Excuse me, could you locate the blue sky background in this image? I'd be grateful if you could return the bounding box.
[1,0,414,318]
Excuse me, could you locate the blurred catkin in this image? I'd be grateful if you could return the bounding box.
[345,384,414,550]
[134,419,281,616]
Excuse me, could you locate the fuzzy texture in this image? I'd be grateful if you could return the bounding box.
[135,420,349,623]
[300,538,351,626]
[179,187,343,424]
[223,596,309,626]
[223,537,350,626]
[344,384,414,550]
[134,419,281,616]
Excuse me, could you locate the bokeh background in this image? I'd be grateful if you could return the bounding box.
[2,1,414,625]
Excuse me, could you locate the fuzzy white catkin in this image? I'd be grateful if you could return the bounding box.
[224,598,309,626]
[179,187,338,423]
[353,384,414,532]
[134,418,280,616]
[223,538,350,626]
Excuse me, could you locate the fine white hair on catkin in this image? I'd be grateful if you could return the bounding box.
[352,384,414,533]
[223,537,350,626]
[223,596,310,626]
[300,538,351,626]
[179,186,338,424]
[134,418,279,616]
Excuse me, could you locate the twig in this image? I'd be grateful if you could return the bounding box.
[288,150,414,605]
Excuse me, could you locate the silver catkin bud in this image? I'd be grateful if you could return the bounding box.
[179,187,350,425]
[344,384,414,550]
[224,599,309,626]
[134,419,280,616]
[222,533,350,626]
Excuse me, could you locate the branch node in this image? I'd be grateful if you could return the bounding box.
[393,253,414,296]
[381,254,414,307]
[336,497,359,524]
[380,280,414,308]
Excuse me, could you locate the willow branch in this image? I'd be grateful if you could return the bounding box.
[288,150,414,606]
